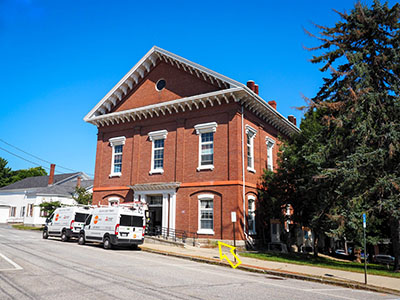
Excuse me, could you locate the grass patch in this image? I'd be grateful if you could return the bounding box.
[239,251,400,278]
[12,224,43,231]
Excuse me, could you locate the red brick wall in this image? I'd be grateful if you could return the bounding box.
[91,63,291,240]
[114,61,220,112]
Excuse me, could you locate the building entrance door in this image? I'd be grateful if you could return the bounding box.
[146,195,163,235]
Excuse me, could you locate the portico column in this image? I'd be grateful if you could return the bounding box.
[169,193,176,232]
[162,193,169,230]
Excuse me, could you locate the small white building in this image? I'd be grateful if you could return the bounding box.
[0,168,92,226]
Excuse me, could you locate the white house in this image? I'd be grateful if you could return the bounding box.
[0,164,92,226]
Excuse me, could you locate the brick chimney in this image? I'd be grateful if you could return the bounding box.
[268,100,277,110]
[288,115,297,126]
[48,164,55,185]
[76,176,81,188]
[247,80,255,92]
[254,84,259,95]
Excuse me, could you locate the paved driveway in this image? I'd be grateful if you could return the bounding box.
[0,225,397,300]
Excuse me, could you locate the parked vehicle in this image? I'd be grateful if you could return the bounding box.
[372,254,395,265]
[43,206,93,241]
[79,202,145,249]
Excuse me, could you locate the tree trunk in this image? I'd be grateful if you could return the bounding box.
[390,217,400,272]
[313,231,319,257]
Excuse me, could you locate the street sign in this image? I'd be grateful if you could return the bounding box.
[231,212,237,223]
[363,213,366,228]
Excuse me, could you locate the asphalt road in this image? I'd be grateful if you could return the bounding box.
[0,225,397,300]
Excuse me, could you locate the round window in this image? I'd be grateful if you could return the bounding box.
[156,79,166,91]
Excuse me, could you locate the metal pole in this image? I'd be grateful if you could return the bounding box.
[233,221,236,262]
[363,213,367,285]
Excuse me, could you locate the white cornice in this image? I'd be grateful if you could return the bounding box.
[86,87,299,136]
[130,182,181,191]
[84,46,246,122]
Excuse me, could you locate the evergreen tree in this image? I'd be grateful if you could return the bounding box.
[0,158,12,187]
[306,0,400,270]
[259,1,400,269]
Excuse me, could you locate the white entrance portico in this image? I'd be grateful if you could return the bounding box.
[130,182,180,233]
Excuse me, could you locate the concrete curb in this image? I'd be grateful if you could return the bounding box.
[140,246,400,296]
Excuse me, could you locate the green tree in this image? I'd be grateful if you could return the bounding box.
[72,186,92,205]
[260,1,400,269]
[39,201,61,217]
[0,157,12,187]
[9,167,47,184]
[306,0,400,270]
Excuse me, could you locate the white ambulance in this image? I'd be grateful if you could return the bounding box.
[43,206,93,241]
[78,203,145,249]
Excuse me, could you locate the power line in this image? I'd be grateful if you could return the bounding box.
[0,145,52,171]
[0,138,94,176]
[0,138,78,173]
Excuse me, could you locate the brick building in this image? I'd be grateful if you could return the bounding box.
[84,46,299,243]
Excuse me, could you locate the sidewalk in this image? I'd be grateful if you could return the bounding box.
[140,240,400,296]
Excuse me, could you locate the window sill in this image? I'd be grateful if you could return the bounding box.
[197,165,214,171]
[109,173,121,178]
[247,167,256,173]
[149,169,164,175]
[197,229,215,235]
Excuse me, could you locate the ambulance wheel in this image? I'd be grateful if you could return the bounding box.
[42,230,49,239]
[103,237,112,249]
[61,231,69,242]
[78,234,85,245]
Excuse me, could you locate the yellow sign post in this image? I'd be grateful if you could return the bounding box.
[218,241,242,269]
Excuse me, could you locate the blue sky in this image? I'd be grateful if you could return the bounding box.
[0,0,396,177]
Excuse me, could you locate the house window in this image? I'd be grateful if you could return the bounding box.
[245,125,257,173]
[109,136,126,177]
[194,122,218,171]
[27,204,33,217]
[148,130,168,174]
[266,137,275,171]
[20,206,26,217]
[198,194,214,234]
[40,208,48,217]
[10,207,16,217]
[248,195,256,234]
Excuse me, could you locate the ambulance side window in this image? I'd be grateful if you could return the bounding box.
[85,215,92,225]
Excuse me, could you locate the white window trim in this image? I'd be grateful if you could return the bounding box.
[148,130,168,174]
[266,137,275,171]
[194,122,217,171]
[109,136,126,177]
[197,194,215,235]
[248,195,256,235]
[245,125,257,173]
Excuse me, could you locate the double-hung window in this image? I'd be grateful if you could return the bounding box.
[266,137,275,171]
[109,136,126,177]
[194,122,218,171]
[148,130,168,174]
[198,194,214,235]
[245,125,257,173]
[248,195,256,235]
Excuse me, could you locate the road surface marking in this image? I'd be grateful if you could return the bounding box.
[0,252,23,271]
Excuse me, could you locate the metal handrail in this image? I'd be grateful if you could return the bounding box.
[145,226,198,246]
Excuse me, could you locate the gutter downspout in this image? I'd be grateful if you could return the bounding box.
[241,105,248,241]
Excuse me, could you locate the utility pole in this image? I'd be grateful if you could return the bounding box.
[232,212,237,262]
[363,213,367,285]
